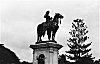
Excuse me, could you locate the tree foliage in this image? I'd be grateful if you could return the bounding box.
[0,44,20,64]
[66,19,94,64]
[58,54,70,64]
[94,59,100,64]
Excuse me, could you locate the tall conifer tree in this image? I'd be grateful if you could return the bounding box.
[66,19,94,64]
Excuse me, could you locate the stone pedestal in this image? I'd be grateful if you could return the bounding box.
[30,41,63,64]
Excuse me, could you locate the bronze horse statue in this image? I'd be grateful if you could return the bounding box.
[37,13,64,42]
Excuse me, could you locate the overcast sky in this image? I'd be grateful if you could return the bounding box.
[1,0,99,62]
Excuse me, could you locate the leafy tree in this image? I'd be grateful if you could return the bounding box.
[58,54,70,64]
[66,19,94,64]
[94,59,100,64]
[0,44,20,64]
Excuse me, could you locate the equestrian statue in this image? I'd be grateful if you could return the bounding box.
[37,11,64,43]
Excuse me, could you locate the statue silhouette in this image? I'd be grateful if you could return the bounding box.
[37,12,64,43]
[44,11,52,23]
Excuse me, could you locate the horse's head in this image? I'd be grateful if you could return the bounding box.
[54,13,64,24]
[55,13,63,19]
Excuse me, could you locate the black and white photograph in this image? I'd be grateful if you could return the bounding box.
[0,0,99,64]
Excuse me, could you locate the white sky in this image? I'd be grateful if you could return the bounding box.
[1,0,99,62]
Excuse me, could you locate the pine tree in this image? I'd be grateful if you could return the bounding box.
[66,19,94,64]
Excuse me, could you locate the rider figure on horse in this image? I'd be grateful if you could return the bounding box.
[44,11,52,23]
[37,11,63,42]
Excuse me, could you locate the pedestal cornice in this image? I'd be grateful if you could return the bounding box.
[30,41,63,50]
